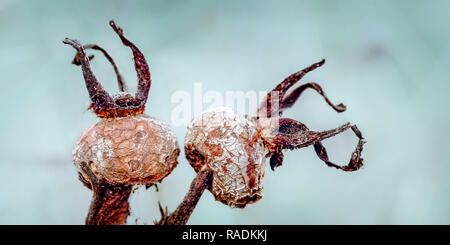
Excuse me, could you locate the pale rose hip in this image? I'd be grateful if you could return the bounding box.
[185,107,266,208]
[182,60,366,210]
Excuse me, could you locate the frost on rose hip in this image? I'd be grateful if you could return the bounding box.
[185,107,266,208]
[64,20,179,225]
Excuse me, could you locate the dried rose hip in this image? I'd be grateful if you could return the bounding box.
[157,59,365,225]
[64,20,179,225]
[185,107,266,208]
[73,115,179,186]
[184,59,365,208]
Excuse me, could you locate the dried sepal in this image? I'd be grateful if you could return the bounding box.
[71,44,127,92]
[63,38,116,117]
[280,82,346,115]
[261,117,365,171]
[253,59,366,172]
[184,107,266,208]
[73,115,180,186]
[257,59,326,118]
[269,151,284,170]
[109,20,151,105]
[64,20,152,118]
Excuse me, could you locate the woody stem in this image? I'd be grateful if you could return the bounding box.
[155,169,213,225]
[79,162,132,225]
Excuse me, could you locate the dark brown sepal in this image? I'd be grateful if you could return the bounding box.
[313,125,366,172]
[269,151,284,170]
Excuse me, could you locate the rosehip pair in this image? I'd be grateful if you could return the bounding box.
[65,21,365,225]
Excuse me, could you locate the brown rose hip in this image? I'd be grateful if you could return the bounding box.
[73,115,179,186]
[185,107,266,208]
[157,59,366,225]
[64,20,179,225]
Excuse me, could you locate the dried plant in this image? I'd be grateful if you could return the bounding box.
[157,59,365,224]
[64,20,179,225]
[65,22,365,226]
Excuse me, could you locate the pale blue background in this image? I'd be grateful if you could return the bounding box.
[0,0,449,224]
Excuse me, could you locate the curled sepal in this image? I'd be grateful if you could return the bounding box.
[257,59,326,118]
[71,44,127,92]
[62,38,116,117]
[261,118,365,171]
[269,151,284,171]
[110,20,151,106]
[280,82,346,114]
[314,125,365,171]
[64,21,152,118]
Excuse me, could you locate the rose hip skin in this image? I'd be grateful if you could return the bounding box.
[185,107,266,208]
[73,115,179,186]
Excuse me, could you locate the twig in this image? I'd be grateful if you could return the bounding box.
[79,162,132,225]
[155,169,213,225]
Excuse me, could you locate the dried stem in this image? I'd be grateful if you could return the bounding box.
[155,169,213,225]
[79,162,132,225]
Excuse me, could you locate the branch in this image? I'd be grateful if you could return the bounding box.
[155,169,213,225]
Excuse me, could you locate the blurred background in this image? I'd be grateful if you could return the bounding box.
[0,0,449,224]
